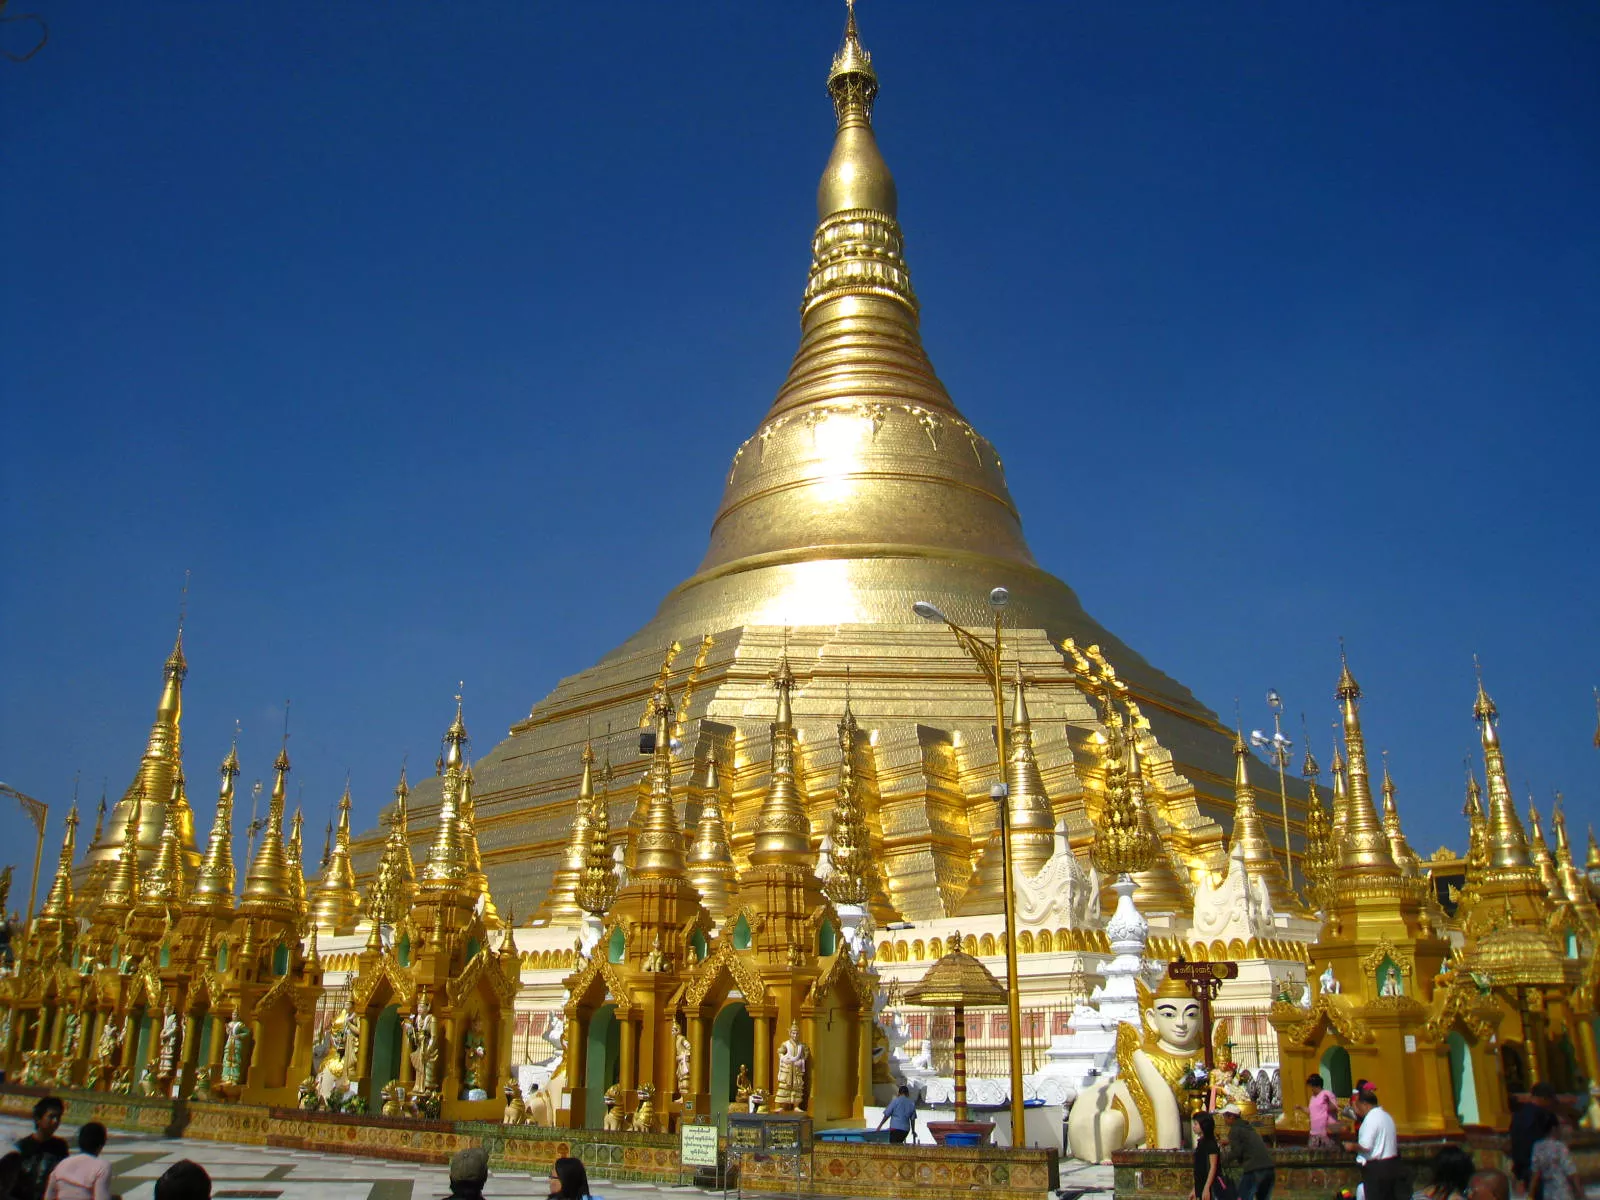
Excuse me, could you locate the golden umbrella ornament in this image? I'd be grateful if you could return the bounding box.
[903,929,1009,1125]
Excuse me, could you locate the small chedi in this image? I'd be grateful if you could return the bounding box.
[1,5,1598,1159]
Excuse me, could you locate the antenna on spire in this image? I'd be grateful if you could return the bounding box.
[178,569,190,635]
[282,700,292,748]
[72,770,80,805]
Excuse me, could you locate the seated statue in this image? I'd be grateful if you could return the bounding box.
[503,1076,527,1124]
[1066,973,1204,1162]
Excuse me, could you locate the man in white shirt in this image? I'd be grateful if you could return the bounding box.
[1349,1089,1403,1200]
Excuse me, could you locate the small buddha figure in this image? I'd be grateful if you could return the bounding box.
[1066,973,1205,1161]
[733,1063,752,1105]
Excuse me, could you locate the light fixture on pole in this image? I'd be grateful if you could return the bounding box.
[0,782,50,930]
[1249,690,1296,891]
[912,587,1027,1147]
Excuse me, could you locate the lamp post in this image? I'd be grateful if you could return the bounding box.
[912,588,1027,1147]
[1249,690,1296,892]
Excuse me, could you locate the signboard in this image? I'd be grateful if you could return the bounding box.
[1167,957,1239,1071]
[681,1122,720,1168]
[1168,960,1239,983]
[724,1112,813,1154]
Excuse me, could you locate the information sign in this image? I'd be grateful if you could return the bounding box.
[681,1122,720,1168]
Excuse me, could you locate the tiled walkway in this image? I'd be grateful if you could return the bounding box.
[0,1116,1113,1200]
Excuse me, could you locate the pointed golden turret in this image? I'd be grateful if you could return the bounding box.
[420,698,472,894]
[823,701,872,907]
[1525,799,1562,899]
[365,766,417,927]
[91,792,106,848]
[1378,757,1420,877]
[100,789,145,912]
[1549,799,1593,912]
[1091,700,1155,879]
[1588,825,1600,873]
[37,805,79,922]
[459,765,499,924]
[311,780,361,932]
[750,657,813,867]
[1126,714,1190,913]
[1299,749,1335,911]
[84,627,199,897]
[1328,741,1349,847]
[577,751,617,916]
[1004,667,1059,877]
[140,773,189,907]
[1473,670,1534,872]
[543,741,598,923]
[240,744,295,916]
[631,685,687,880]
[190,742,239,911]
[1334,653,1399,879]
[287,806,307,910]
[1229,728,1295,908]
[1461,771,1489,911]
[687,752,738,919]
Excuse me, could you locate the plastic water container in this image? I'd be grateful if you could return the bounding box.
[942,1132,982,1148]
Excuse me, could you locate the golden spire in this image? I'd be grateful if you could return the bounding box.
[140,773,188,906]
[1126,710,1189,913]
[687,751,738,918]
[1004,666,1058,876]
[1549,798,1592,908]
[91,790,106,847]
[1091,700,1154,878]
[1328,739,1349,845]
[191,741,239,910]
[1333,651,1399,877]
[1299,753,1335,911]
[287,806,306,909]
[100,788,145,911]
[1588,824,1600,873]
[459,764,498,923]
[543,739,598,922]
[1229,726,1294,907]
[1461,770,1489,909]
[310,779,361,932]
[578,749,617,915]
[1378,755,1420,877]
[1473,666,1534,871]
[823,700,872,907]
[365,765,416,927]
[240,740,294,914]
[630,684,687,879]
[750,655,814,867]
[420,695,473,894]
[37,805,79,921]
[1525,798,1561,898]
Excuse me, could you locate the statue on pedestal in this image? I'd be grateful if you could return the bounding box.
[220,1010,250,1086]
[632,1082,658,1132]
[602,1083,626,1130]
[157,1007,182,1078]
[774,1021,809,1110]
[503,1075,526,1124]
[404,996,440,1092]
[673,1016,692,1099]
[461,1017,487,1097]
[1066,973,1205,1161]
[734,1063,751,1106]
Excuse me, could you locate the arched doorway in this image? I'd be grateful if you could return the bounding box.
[1447,1032,1479,1125]
[584,1005,619,1129]
[709,1002,753,1120]
[1500,1043,1528,1096]
[1319,1045,1352,1098]
[369,1005,402,1097]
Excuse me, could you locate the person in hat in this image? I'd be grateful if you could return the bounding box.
[1221,1105,1274,1200]
[441,1147,489,1200]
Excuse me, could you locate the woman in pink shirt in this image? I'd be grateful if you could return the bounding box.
[1295,1073,1342,1149]
[42,1122,114,1200]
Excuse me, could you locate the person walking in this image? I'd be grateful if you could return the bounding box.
[876,1086,918,1144]
[1189,1112,1225,1200]
[1348,1089,1403,1200]
[41,1122,114,1200]
[1221,1105,1274,1200]
[1296,1074,1341,1150]
[1528,1111,1580,1200]
[1508,1083,1558,1195]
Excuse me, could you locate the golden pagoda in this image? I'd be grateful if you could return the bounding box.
[1229,728,1295,910]
[311,781,362,934]
[686,750,738,922]
[346,2,1303,931]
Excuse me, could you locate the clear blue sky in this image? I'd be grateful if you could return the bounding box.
[2,2,1597,900]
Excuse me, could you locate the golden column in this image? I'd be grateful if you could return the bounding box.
[912,588,1026,1146]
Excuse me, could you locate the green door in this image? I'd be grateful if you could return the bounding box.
[584,1005,620,1129]
[710,1002,754,1120]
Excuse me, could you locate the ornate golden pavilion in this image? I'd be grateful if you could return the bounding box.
[4,6,1597,1144]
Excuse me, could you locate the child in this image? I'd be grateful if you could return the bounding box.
[1295,1074,1341,1149]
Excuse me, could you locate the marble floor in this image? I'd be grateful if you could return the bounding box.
[0,1116,1115,1200]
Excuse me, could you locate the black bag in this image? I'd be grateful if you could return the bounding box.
[1211,1172,1238,1200]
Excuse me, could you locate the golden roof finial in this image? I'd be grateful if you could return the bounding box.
[1587,823,1600,872]
[101,787,145,911]
[1472,661,1534,871]
[1126,704,1188,912]
[37,804,79,922]
[141,772,188,906]
[750,653,813,867]
[1328,731,1349,843]
[240,715,295,914]
[1548,796,1592,908]
[1092,697,1154,878]
[688,748,738,918]
[631,684,688,879]
[1333,649,1399,879]
[287,805,307,909]
[190,739,239,910]
[1300,769,1334,912]
[823,701,871,907]
[1003,665,1057,876]
[311,777,361,932]
[420,693,473,894]
[543,737,598,922]
[92,787,106,847]
[1378,752,1419,876]
[1525,794,1561,898]
[1299,712,1320,780]
[1229,723,1293,906]
[458,761,498,924]
[578,747,617,915]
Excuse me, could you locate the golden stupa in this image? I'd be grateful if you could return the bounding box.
[347,7,1309,923]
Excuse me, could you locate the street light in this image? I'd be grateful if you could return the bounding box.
[912,587,1028,1147]
[1249,689,1296,891]
[0,783,50,930]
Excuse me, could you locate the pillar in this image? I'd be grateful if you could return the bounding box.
[753,1012,771,1094]
[398,1011,416,1088]
[687,1010,707,1115]
[248,1019,265,1087]
[440,1016,458,1100]
[953,1003,968,1123]
[207,1015,226,1072]
[855,1008,873,1119]
[33,1005,51,1053]
[563,1008,588,1129]
[618,1010,637,1114]
[356,1015,375,1089]
[1575,1016,1599,1089]
[120,1011,140,1076]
